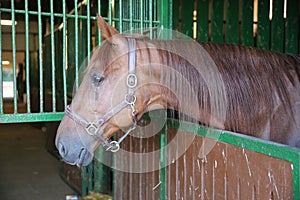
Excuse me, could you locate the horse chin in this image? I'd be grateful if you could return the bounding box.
[78,148,94,167]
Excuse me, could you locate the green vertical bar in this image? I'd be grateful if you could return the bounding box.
[158,0,171,29]
[109,0,112,25]
[74,0,79,90]
[257,0,270,49]
[270,0,284,52]
[130,0,133,30]
[226,0,239,43]
[211,0,224,43]
[140,0,143,31]
[81,167,87,195]
[0,7,3,114]
[38,0,44,112]
[172,0,179,31]
[97,0,102,45]
[119,0,123,32]
[87,0,91,60]
[25,0,31,112]
[241,0,254,46]
[197,0,209,42]
[181,0,194,37]
[149,0,153,38]
[50,0,56,112]
[285,0,299,54]
[62,0,67,108]
[11,0,17,113]
[294,158,300,199]
[159,124,167,200]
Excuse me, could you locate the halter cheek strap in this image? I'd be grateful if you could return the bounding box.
[65,38,138,152]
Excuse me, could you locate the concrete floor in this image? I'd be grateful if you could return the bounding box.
[0,123,76,200]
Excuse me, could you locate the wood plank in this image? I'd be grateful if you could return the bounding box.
[197,0,209,41]
[225,0,240,44]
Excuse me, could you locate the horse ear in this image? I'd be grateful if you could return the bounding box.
[97,15,119,41]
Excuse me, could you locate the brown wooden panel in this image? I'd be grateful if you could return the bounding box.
[165,130,293,200]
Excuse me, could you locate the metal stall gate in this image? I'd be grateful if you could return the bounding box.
[0,0,172,196]
[1,0,300,199]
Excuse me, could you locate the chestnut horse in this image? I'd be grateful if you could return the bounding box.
[56,16,300,166]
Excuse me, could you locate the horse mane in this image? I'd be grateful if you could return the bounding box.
[151,40,300,135]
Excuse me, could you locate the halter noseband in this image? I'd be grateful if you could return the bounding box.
[65,38,138,152]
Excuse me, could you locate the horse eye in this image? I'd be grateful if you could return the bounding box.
[91,73,104,87]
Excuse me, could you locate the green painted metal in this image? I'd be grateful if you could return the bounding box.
[0,113,64,123]
[225,0,239,43]
[11,0,17,113]
[271,0,284,52]
[240,0,254,46]
[181,0,194,37]
[210,0,224,42]
[37,0,44,113]
[159,124,167,200]
[285,0,299,54]
[25,0,31,112]
[62,0,67,108]
[196,0,209,42]
[257,0,270,50]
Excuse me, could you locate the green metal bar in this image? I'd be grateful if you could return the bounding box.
[172,0,179,31]
[74,0,79,90]
[285,0,299,54]
[97,0,101,45]
[149,0,153,39]
[159,124,167,200]
[257,0,270,49]
[50,0,56,112]
[11,0,17,113]
[87,0,91,60]
[24,0,31,112]
[37,0,44,112]
[109,0,112,25]
[181,0,194,37]
[225,0,239,43]
[62,0,67,108]
[158,0,171,29]
[140,0,143,32]
[270,0,284,52]
[119,0,123,32]
[197,0,209,42]
[0,112,65,123]
[0,7,3,114]
[130,0,133,31]
[241,0,254,46]
[211,0,224,42]
[81,167,87,195]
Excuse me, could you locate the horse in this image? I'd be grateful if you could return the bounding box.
[55,15,300,167]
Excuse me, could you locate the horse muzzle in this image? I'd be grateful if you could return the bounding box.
[55,121,95,167]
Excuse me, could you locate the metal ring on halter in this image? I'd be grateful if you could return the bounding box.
[125,94,136,105]
[127,73,137,88]
[107,141,120,152]
[85,123,99,136]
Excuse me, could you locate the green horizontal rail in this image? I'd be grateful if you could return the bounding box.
[0,113,64,123]
[0,8,160,25]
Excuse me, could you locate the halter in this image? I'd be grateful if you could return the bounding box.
[65,38,138,152]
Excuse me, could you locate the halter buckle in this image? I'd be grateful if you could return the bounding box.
[85,123,99,136]
[127,73,137,88]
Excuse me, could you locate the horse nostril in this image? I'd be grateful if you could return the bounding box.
[58,142,67,157]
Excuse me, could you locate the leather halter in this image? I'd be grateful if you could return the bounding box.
[65,38,138,152]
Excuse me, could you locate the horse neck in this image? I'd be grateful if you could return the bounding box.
[142,40,226,128]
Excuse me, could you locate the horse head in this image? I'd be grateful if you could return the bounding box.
[55,16,167,166]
